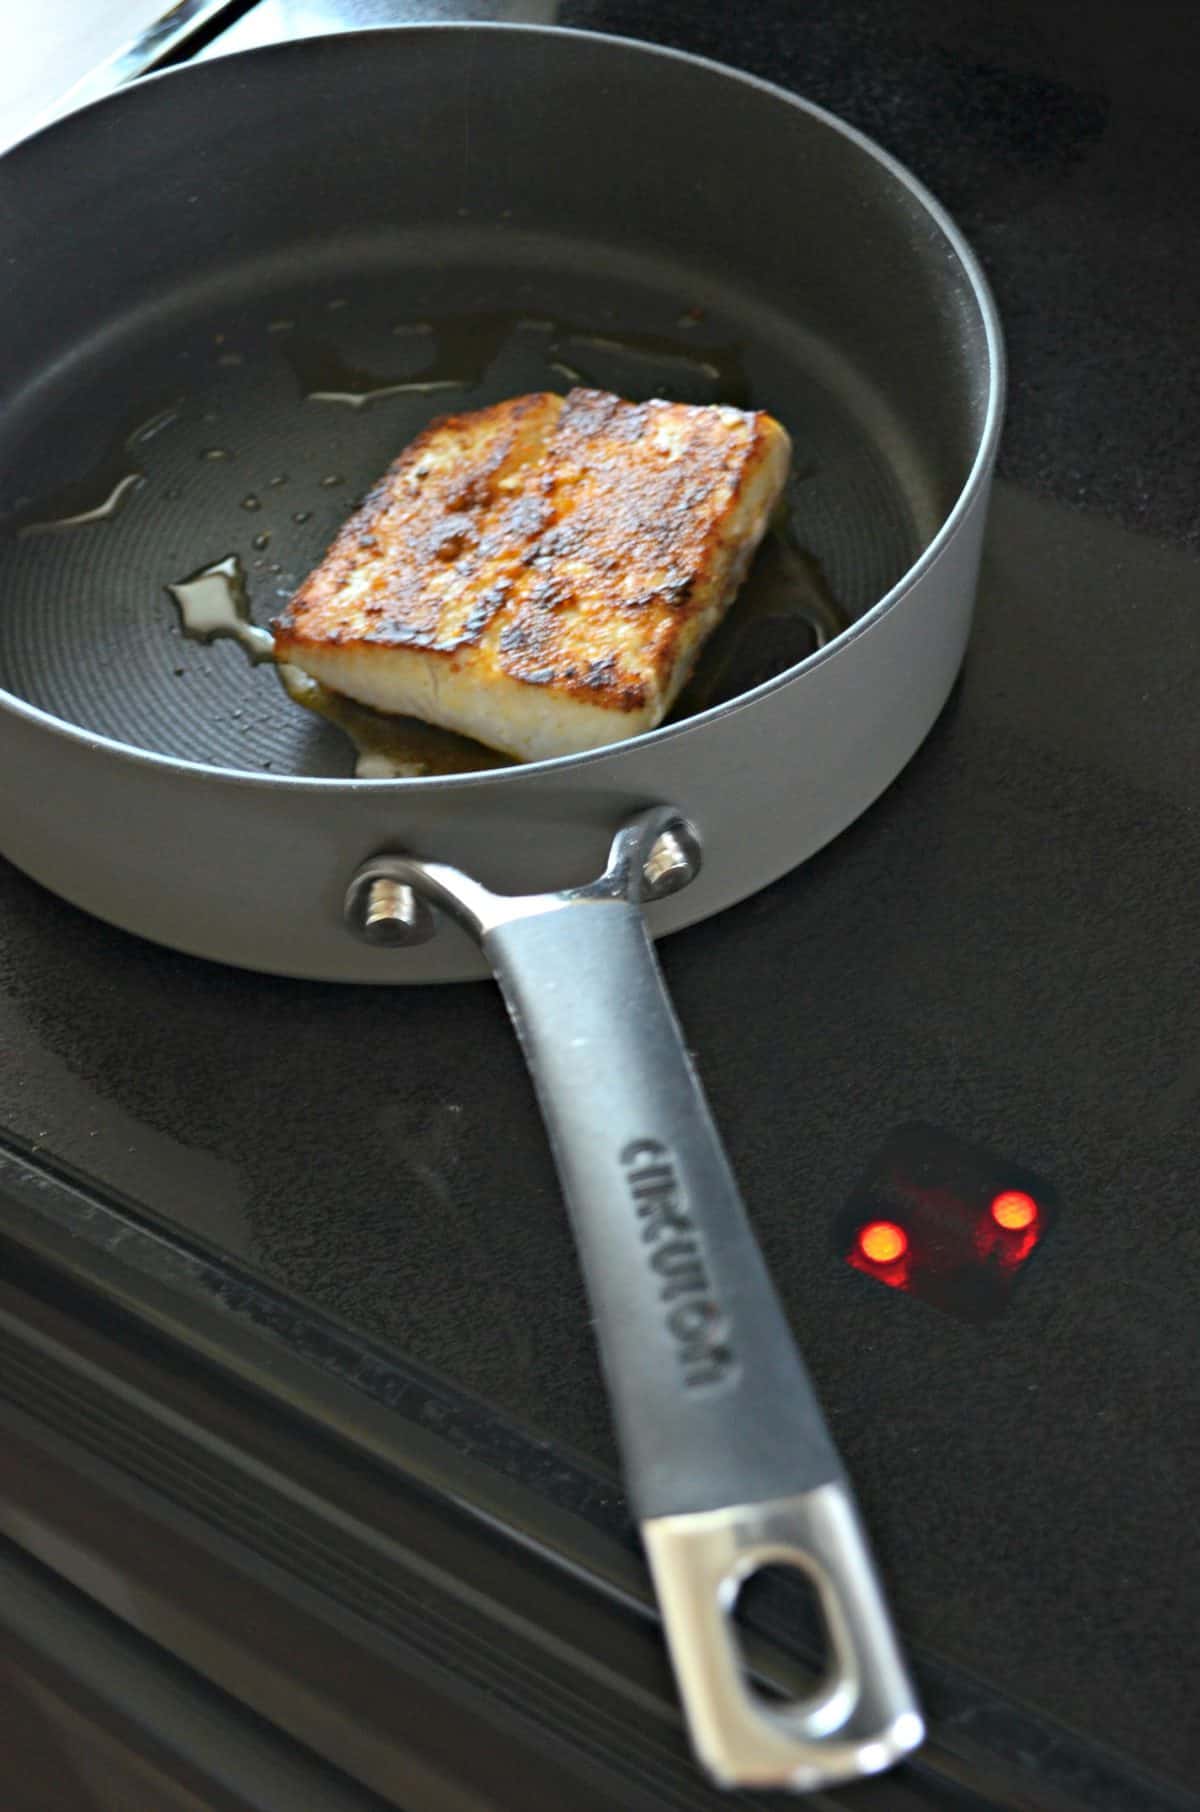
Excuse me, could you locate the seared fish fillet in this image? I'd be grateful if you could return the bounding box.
[273,388,791,762]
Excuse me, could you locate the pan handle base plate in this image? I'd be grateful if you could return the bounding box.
[343,808,702,945]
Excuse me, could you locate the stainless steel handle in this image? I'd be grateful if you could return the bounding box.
[345,809,922,1792]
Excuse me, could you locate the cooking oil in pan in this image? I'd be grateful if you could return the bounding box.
[163,307,826,773]
[276,666,511,778]
[5,398,190,532]
[674,517,844,716]
[12,298,843,775]
[286,310,749,410]
[16,472,145,536]
[166,555,509,777]
[10,401,183,537]
[167,555,275,664]
[166,517,841,779]
[165,302,840,773]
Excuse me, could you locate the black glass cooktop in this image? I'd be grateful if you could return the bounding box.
[2,4,1197,1808]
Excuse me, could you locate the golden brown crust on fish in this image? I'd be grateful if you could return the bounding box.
[272,388,790,761]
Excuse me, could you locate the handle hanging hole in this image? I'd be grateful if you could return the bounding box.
[729,1561,831,1707]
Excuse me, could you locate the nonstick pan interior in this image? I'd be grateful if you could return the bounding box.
[0,20,992,783]
[0,249,925,778]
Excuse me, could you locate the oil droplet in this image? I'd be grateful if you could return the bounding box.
[202,447,231,461]
[327,298,349,311]
[319,474,343,488]
[166,554,275,664]
[17,471,145,536]
[252,531,271,549]
[241,495,262,511]
[128,404,182,445]
[302,372,461,407]
[292,510,311,524]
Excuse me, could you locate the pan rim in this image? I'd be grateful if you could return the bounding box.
[0,19,1005,795]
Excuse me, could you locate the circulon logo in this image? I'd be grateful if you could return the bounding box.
[620,1138,736,1390]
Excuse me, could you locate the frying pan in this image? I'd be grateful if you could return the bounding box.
[0,23,1002,1794]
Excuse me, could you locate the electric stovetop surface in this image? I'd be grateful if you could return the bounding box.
[1,2,1196,1805]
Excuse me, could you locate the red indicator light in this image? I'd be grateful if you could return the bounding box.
[840,1126,1057,1321]
[857,1220,908,1265]
[991,1190,1038,1232]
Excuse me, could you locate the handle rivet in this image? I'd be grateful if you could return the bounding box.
[345,861,436,947]
[642,825,701,901]
[363,877,421,943]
